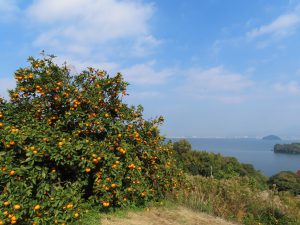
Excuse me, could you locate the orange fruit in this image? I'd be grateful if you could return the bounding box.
[13,204,21,210]
[85,168,91,173]
[3,201,9,206]
[102,202,110,207]
[34,205,41,210]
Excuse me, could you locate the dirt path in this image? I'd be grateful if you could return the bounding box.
[101,207,239,225]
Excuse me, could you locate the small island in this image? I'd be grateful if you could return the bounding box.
[262,135,281,140]
[274,143,300,154]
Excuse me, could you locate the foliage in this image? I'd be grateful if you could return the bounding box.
[173,139,192,154]
[0,55,183,224]
[172,139,267,188]
[172,175,300,225]
[268,171,300,195]
[274,143,300,154]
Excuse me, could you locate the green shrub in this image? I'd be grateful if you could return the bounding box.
[268,171,300,195]
[0,55,183,224]
[172,139,267,188]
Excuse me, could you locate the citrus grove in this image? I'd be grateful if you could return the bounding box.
[0,55,183,224]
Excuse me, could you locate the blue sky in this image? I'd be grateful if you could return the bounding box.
[1,0,300,138]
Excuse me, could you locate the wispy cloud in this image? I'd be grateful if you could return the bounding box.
[122,62,175,85]
[131,35,162,57]
[0,0,19,22]
[212,4,300,54]
[179,66,253,104]
[186,66,252,92]
[273,81,300,94]
[247,13,300,40]
[25,0,158,58]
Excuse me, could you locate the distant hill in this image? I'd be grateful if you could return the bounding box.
[274,143,300,154]
[262,135,281,140]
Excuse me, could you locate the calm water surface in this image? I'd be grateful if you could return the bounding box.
[169,138,300,176]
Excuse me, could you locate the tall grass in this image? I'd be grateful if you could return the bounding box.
[171,175,300,225]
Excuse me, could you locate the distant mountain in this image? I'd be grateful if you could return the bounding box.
[262,135,281,140]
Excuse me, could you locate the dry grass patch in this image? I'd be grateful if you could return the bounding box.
[101,206,238,225]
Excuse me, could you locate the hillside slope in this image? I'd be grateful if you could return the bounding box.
[101,206,239,225]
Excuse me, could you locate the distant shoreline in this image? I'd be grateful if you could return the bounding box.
[167,137,300,141]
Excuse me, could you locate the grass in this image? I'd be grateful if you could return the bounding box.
[171,175,300,225]
[72,175,300,225]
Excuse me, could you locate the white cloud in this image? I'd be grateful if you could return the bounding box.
[131,35,161,57]
[273,81,300,94]
[178,66,253,104]
[247,13,300,40]
[53,55,120,74]
[0,0,19,22]
[122,62,175,85]
[26,0,156,57]
[186,66,252,92]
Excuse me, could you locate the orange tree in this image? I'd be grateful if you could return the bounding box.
[0,55,183,224]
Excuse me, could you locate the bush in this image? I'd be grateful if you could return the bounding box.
[268,171,300,195]
[173,139,192,154]
[0,55,183,224]
[172,139,267,188]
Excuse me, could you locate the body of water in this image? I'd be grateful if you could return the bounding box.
[169,138,300,176]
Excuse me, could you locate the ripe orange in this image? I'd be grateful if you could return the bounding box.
[9,170,15,176]
[34,205,41,210]
[13,204,21,210]
[102,202,110,207]
[128,164,136,170]
[85,168,91,173]
[3,201,9,206]
[66,203,73,209]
